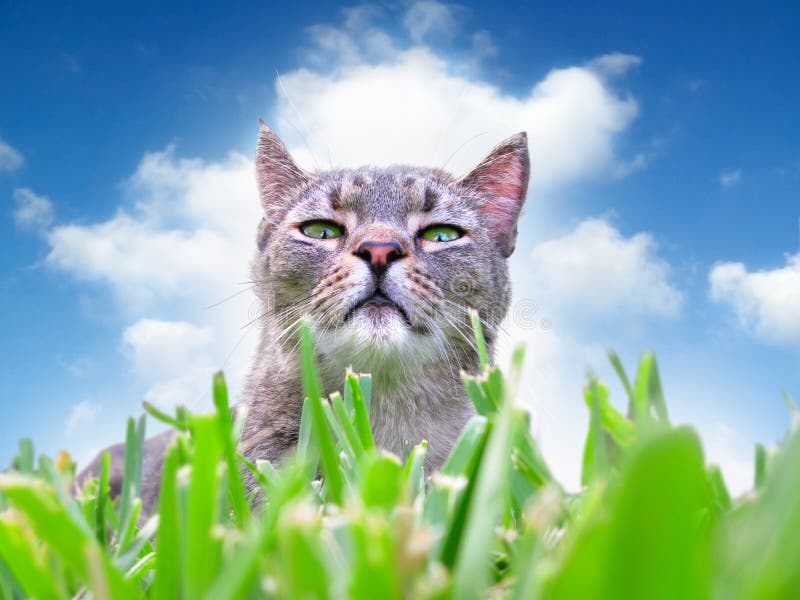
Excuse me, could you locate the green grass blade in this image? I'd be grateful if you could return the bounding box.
[0,517,66,599]
[184,415,224,598]
[212,371,251,528]
[321,397,356,460]
[706,465,732,513]
[0,474,142,600]
[582,377,609,487]
[632,352,669,428]
[360,452,404,511]
[151,441,184,600]
[331,391,365,457]
[13,439,35,474]
[607,350,635,414]
[403,440,428,501]
[143,401,189,431]
[543,427,712,599]
[463,375,495,416]
[452,390,522,600]
[277,502,333,600]
[95,451,111,545]
[299,319,344,504]
[754,442,768,490]
[117,416,146,545]
[469,308,490,373]
[717,427,800,597]
[347,370,375,452]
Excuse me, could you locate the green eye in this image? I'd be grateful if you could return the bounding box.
[301,221,344,240]
[420,225,462,242]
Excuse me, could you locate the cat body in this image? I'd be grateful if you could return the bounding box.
[78,124,530,511]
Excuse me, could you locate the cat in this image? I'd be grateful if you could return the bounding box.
[78,122,530,512]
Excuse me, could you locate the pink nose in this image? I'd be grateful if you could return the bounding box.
[355,240,405,274]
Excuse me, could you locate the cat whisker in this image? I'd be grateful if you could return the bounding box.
[203,285,256,310]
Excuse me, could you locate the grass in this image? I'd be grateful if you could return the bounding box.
[1,319,799,599]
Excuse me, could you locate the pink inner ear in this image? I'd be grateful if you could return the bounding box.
[479,153,527,225]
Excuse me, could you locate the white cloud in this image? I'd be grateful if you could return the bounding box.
[527,218,683,317]
[66,400,100,434]
[276,10,642,192]
[122,319,213,378]
[12,188,54,233]
[46,149,259,309]
[0,138,23,172]
[719,169,742,188]
[403,0,461,42]
[122,318,220,410]
[710,253,800,345]
[588,52,642,77]
[701,421,755,496]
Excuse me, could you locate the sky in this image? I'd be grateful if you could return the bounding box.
[1,0,798,494]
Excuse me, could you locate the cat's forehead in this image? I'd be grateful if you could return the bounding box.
[298,166,471,222]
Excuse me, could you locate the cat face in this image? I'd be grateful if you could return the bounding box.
[252,123,529,374]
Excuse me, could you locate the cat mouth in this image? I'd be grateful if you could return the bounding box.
[343,291,412,327]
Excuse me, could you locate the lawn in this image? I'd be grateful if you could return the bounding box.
[1,316,798,599]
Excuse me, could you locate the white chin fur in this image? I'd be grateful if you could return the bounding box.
[315,309,440,379]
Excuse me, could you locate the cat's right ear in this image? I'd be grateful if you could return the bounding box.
[256,121,310,223]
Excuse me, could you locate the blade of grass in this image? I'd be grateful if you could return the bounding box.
[95,451,111,545]
[468,308,490,373]
[151,441,184,600]
[14,439,35,474]
[143,401,189,431]
[331,391,365,457]
[184,415,224,598]
[116,416,146,546]
[213,371,251,528]
[582,377,609,487]
[0,474,142,600]
[347,370,375,452]
[0,517,66,599]
[607,350,634,415]
[452,388,522,600]
[299,319,343,504]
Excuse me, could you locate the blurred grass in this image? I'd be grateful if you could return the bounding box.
[1,321,798,599]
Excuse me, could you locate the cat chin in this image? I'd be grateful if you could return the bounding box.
[314,312,440,378]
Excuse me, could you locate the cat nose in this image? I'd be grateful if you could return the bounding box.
[354,240,405,274]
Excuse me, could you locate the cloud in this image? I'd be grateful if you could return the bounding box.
[46,148,259,309]
[719,169,742,188]
[403,0,461,42]
[527,218,683,317]
[709,253,800,345]
[702,421,755,496]
[588,52,642,77]
[66,400,100,434]
[122,319,213,378]
[122,318,219,410]
[12,188,54,233]
[0,138,23,172]
[276,8,642,191]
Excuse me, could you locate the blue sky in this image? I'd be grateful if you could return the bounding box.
[2,0,798,493]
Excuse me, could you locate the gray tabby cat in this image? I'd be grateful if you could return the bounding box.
[79,123,530,511]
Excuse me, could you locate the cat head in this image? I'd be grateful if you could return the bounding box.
[252,122,529,375]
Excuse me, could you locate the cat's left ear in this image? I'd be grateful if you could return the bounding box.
[454,132,530,257]
[256,120,311,225]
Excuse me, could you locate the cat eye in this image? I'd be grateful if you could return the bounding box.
[300,221,344,240]
[419,225,462,242]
